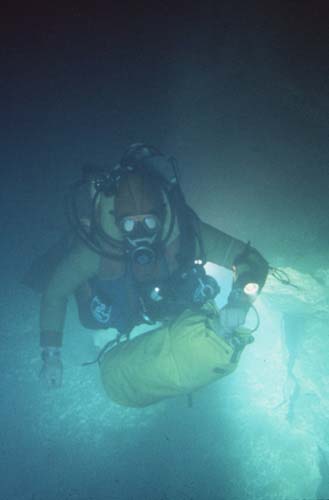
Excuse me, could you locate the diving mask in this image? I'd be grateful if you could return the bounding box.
[118,213,161,239]
[117,213,162,266]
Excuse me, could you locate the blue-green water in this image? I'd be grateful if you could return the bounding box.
[1,4,328,499]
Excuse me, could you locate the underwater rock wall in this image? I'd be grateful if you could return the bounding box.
[255,267,329,499]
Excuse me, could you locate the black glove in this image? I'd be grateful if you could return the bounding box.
[39,347,63,388]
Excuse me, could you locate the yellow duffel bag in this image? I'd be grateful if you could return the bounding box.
[100,303,252,407]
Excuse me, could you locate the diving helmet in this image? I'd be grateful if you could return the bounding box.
[66,143,182,261]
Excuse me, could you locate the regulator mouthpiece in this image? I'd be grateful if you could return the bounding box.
[131,245,156,266]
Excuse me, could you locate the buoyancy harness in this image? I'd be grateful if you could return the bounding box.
[80,215,220,336]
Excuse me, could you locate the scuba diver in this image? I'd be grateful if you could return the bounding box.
[33,144,269,406]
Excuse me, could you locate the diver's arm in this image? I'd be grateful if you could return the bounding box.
[197,220,268,334]
[198,220,269,296]
[40,241,100,348]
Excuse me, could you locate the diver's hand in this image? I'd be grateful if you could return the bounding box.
[220,304,248,334]
[220,289,250,335]
[39,347,63,388]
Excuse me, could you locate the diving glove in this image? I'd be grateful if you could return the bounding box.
[39,347,63,388]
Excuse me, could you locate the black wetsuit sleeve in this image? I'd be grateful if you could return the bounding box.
[40,241,100,347]
[197,220,268,290]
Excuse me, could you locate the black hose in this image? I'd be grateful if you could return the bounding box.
[269,267,300,290]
